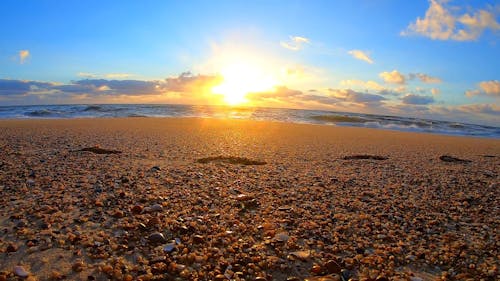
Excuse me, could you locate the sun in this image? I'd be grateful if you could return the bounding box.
[212,62,277,105]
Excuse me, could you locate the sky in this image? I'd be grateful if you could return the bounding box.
[0,0,499,125]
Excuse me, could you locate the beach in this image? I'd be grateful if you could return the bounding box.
[0,118,498,280]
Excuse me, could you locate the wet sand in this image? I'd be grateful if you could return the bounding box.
[0,118,498,281]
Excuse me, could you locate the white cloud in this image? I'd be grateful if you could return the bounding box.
[479,80,500,96]
[77,72,132,79]
[280,36,310,51]
[431,88,441,95]
[379,70,406,84]
[409,73,442,83]
[19,50,30,64]
[465,80,500,98]
[340,79,385,91]
[348,50,374,64]
[401,0,500,41]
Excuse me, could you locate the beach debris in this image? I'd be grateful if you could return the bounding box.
[75,146,122,154]
[196,156,266,165]
[13,266,30,278]
[342,154,388,160]
[439,155,471,163]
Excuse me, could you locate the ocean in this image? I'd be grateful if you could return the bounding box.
[0,104,498,138]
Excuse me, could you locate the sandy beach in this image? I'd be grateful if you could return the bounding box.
[0,118,498,281]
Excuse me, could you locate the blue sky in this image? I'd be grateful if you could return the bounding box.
[0,0,499,125]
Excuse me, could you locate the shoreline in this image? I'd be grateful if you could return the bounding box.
[0,118,498,280]
[0,116,499,140]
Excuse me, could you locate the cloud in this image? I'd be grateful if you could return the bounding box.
[280,36,310,51]
[328,89,386,106]
[379,70,406,84]
[409,73,442,83]
[402,94,435,105]
[401,0,500,41]
[431,88,441,95]
[465,80,500,98]
[456,103,500,115]
[77,72,133,79]
[19,50,30,64]
[479,80,500,96]
[0,79,53,95]
[340,79,385,91]
[0,72,221,104]
[348,50,374,64]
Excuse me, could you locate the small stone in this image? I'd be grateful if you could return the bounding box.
[288,250,311,261]
[325,260,342,274]
[304,275,341,281]
[163,243,175,253]
[214,274,228,281]
[148,232,166,244]
[131,205,143,214]
[6,243,17,252]
[150,166,161,172]
[150,204,163,212]
[236,194,252,201]
[193,235,204,244]
[14,266,30,278]
[311,264,323,274]
[274,232,289,242]
[112,210,125,218]
[72,260,85,272]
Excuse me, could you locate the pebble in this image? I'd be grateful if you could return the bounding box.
[112,210,125,218]
[288,250,311,261]
[274,232,290,242]
[14,266,30,278]
[163,243,175,253]
[72,260,85,272]
[6,243,17,252]
[193,234,204,244]
[144,204,163,213]
[148,232,166,244]
[304,275,341,281]
[325,260,342,274]
[131,205,143,213]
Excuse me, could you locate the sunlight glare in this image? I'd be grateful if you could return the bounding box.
[212,62,276,105]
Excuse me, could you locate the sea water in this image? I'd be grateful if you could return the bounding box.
[0,104,498,138]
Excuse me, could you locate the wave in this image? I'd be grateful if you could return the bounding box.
[1,104,496,138]
[310,115,367,123]
[25,109,60,117]
[83,105,103,111]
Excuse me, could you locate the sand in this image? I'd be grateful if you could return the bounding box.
[0,118,498,281]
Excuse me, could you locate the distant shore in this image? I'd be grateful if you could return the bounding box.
[0,118,498,280]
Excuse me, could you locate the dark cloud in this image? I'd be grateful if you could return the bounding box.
[0,73,221,101]
[401,94,435,105]
[0,79,54,95]
[328,89,386,105]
